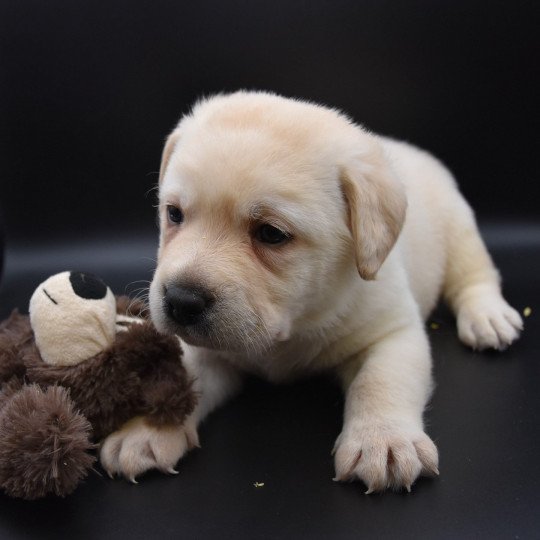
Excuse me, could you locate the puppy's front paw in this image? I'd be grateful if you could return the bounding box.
[333,422,439,493]
[457,291,523,351]
[100,416,199,482]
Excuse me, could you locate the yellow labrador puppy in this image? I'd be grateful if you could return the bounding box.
[101,91,522,492]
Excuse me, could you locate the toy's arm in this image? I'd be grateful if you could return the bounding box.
[100,346,243,482]
[140,361,197,428]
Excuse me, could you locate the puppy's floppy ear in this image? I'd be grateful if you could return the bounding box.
[158,129,181,184]
[340,149,407,280]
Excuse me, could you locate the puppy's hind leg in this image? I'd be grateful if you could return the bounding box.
[442,195,522,350]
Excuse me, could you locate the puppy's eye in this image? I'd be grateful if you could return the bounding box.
[167,205,184,225]
[256,224,290,245]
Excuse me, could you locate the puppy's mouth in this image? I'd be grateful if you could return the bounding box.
[149,279,287,354]
[168,315,273,354]
[166,318,216,349]
[156,301,274,355]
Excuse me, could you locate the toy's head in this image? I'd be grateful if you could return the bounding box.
[26,271,195,441]
[29,271,117,366]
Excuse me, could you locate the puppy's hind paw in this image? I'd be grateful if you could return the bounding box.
[457,290,523,351]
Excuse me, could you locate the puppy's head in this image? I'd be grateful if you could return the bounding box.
[149,92,406,354]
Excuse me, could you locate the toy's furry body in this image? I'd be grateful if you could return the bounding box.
[0,296,196,499]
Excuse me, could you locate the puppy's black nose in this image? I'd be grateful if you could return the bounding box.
[164,285,214,326]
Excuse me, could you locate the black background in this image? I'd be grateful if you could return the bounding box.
[0,2,539,539]
[1,0,538,248]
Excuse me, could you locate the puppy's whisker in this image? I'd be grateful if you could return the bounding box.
[130,287,150,297]
[144,182,159,198]
[125,287,151,318]
[124,280,152,295]
[127,279,152,286]
[128,290,149,300]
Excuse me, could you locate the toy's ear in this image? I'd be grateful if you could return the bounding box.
[340,150,407,280]
[29,272,117,366]
[159,128,181,185]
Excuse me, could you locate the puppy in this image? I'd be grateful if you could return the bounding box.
[101,91,522,492]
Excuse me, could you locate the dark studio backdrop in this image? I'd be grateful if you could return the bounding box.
[0,0,538,249]
[0,2,539,539]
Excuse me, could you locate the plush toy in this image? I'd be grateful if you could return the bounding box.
[0,271,197,500]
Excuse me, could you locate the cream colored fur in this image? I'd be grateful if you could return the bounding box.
[30,272,117,367]
[100,91,522,492]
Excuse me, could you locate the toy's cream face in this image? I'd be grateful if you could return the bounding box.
[29,271,117,366]
[149,100,358,356]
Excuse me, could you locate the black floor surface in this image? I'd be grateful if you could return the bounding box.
[0,229,538,539]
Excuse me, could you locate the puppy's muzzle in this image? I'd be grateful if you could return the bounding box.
[164,284,215,326]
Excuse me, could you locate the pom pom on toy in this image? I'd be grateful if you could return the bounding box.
[0,382,94,500]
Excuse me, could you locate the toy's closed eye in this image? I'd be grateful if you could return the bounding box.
[42,289,58,305]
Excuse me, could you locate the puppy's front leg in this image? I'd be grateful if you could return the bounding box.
[334,324,439,493]
[100,348,242,482]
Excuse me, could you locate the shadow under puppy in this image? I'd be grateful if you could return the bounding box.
[101,91,523,493]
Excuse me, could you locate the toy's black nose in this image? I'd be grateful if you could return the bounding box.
[69,271,108,300]
[164,285,214,326]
